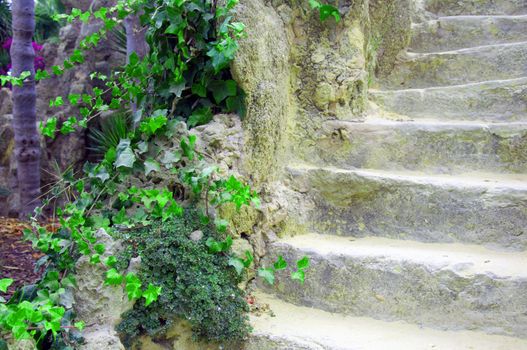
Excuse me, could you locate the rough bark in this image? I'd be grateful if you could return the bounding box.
[124,13,148,116]
[10,0,41,217]
[124,14,148,61]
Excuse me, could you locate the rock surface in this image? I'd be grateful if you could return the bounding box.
[250,0,527,348]
[75,229,131,350]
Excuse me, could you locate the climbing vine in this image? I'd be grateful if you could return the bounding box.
[0,0,332,347]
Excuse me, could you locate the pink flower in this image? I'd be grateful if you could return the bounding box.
[34,56,45,70]
[32,42,43,52]
[2,38,12,50]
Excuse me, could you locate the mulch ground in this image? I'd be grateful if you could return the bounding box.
[0,217,44,300]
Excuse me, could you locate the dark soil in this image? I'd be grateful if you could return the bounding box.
[0,217,44,300]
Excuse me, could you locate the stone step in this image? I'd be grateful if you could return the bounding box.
[259,234,527,339]
[424,0,527,16]
[284,165,527,250]
[371,77,527,121]
[411,15,527,53]
[247,292,527,350]
[300,119,527,174]
[379,41,527,89]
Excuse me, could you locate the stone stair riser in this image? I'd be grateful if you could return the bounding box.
[261,244,527,339]
[379,42,527,89]
[425,0,527,16]
[286,167,527,250]
[305,121,527,174]
[371,79,527,121]
[411,16,527,52]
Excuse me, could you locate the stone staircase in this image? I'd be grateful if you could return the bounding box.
[247,0,527,349]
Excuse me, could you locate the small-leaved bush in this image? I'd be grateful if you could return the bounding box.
[116,209,250,347]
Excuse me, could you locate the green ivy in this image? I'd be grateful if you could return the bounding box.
[0,0,313,347]
[116,210,250,347]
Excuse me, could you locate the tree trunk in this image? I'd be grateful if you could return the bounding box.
[124,13,148,117]
[124,14,148,61]
[11,0,40,217]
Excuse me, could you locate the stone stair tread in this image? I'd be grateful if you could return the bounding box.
[424,0,527,16]
[379,41,527,89]
[370,75,527,121]
[370,76,527,93]
[410,40,527,56]
[285,164,527,250]
[248,292,527,350]
[306,118,527,174]
[410,15,527,53]
[275,233,527,279]
[289,164,527,191]
[329,117,527,128]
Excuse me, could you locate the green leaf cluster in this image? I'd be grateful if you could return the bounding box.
[116,210,250,346]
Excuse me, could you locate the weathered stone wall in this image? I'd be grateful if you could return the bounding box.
[368,0,414,77]
[232,0,414,186]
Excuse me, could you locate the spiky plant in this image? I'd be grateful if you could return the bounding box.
[0,0,11,68]
[34,0,65,42]
[88,113,131,157]
[0,0,11,40]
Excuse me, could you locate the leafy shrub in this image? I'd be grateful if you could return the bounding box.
[116,209,250,348]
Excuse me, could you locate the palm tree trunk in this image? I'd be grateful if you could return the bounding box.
[124,14,148,61]
[124,13,147,117]
[11,0,41,217]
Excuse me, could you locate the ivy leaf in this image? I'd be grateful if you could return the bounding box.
[228,257,245,275]
[125,273,142,300]
[187,107,213,128]
[136,141,148,154]
[308,0,321,9]
[319,5,340,22]
[67,94,80,106]
[291,270,305,284]
[139,110,168,136]
[104,256,117,267]
[160,151,181,166]
[35,69,50,81]
[162,202,183,221]
[206,237,222,253]
[180,135,197,160]
[208,80,237,104]
[114,139,136,168]
[60,116,77,135]
[214,218,229,233]
[258,268,275,285]
[273,256,287,271]
[144,159,161,176]
[40,117,58,139]
[90,254,101,264]
[104,268,123,286]
[297,256,310,270]
[0,278,13,293]
[191,83,207,97]
[74,321,85,331]
[143,283,162,306]
[94,244,105,254]
[243,250,254,268]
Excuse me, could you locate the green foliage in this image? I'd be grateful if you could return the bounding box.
[88,113,131,156]
[116,210,250,347]
[0,1,10,66]
[308,0,341,22]
[1,0,308,346]
[34,0,66,43]
[138,0,247,122]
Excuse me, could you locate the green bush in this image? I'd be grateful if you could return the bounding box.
[116,209,250,348]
